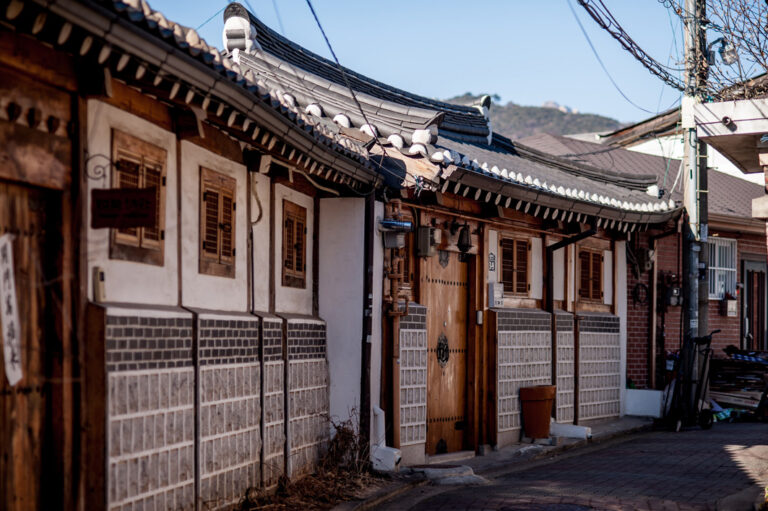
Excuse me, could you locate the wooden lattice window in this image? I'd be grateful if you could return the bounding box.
[110,129,166,266]
[282,200,307,288]
[199,167,236,278]
[500,238,529,295]
[579,249,603,301]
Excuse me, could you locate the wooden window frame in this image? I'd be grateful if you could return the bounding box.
[199,167,237,278]
[282,199,307,289]
[109,129,166,266]
[500,236,530,297]
[578,248,603,302]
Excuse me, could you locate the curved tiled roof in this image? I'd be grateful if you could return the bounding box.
[13,0,679,225]
[237,4,491,144]
[223,3,678,225]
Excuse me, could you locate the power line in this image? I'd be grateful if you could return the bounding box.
[196,6,227,31]
[271,0,286,35]
[577,0,687,92]
[302,0,396,171]
[567,0,662,115]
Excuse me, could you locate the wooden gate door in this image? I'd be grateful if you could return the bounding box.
[0,181,67,510]
[744,267,766,351]
[424,250,469,455]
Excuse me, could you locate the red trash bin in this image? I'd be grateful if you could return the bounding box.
[520,385,556,439]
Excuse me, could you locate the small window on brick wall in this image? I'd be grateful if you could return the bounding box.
[110,129,166,266]
[199,167,236,278]
[282,200,307,288]
[579,249,603,301]
[501,237,529,295]
[708,237,737,299]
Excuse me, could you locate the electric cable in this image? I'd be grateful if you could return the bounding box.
[196,6,227,31]
[567,0,666,115]
[577,0,687,92]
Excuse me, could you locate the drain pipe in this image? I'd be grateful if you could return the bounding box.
[647,227,678,389]
[545,223,597,423]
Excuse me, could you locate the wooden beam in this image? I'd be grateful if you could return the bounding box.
[0,120,71,190]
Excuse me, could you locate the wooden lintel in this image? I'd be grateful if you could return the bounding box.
[0,120,71,190]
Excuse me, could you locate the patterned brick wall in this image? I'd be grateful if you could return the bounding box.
[555,312,575,423]
[105,312,195,511]
[286,318,329,478]
[261,318,284,487]
[399,304,427,447]
[495,309,552,437]
[577,314,621,421]
[198,315,261,510]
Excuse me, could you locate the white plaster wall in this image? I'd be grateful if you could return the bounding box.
[250,171,271,312]
[629,136,763,185]
[567,245,575,307]
[274,184,314,314]
[370,201,384,443]
[547,237,565,301]
[530,237,543,299]
[179,141,248,311]
[318,198,365,426]
[615,241,628,416]
[86,100,178,305]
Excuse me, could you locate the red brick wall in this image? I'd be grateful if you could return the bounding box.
[626,227,767,389]
[626,235,652,389]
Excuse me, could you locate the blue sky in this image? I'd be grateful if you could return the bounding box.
[149,0,685,124]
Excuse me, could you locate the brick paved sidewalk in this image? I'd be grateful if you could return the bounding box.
[374,423,767,511]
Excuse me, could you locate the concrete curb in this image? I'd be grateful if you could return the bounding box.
[330,474,428,511]
[333,420,654,510]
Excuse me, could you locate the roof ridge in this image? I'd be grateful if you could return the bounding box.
[495,134,658,190]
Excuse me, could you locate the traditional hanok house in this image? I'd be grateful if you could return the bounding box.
[0,0,387,509]
[522,132,768,393]
[222,4,679,463]
[0,1,681,510]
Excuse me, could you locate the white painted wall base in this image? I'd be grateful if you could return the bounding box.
[625,389,663,418]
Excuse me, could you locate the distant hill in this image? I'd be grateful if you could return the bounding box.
[446,93,623,140]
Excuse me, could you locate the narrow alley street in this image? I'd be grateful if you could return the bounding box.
[374,423,768,511]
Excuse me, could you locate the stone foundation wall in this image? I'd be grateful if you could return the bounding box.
[99,307,331,509]
[105,311,195,511]
[495,309,552,444]
[555,312,575,424]
[398,304,427,448]
[198,314,261,510]
[286,318,329,478]
[260,317,285,488]
[577,314,621,421]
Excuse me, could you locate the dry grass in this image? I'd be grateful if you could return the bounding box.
[239,414,382,510]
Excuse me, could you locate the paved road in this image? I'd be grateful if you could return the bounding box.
[377,423,767,511]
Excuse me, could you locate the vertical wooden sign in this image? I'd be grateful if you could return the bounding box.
[0,234,22,386]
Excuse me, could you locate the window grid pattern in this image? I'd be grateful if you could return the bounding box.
[708,237,737,299]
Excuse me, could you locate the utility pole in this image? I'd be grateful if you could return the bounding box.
[681,0,709,341]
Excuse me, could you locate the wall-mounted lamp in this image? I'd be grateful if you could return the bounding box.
[457,223,472,253]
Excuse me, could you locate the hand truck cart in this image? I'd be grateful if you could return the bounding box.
[664,329,720,432]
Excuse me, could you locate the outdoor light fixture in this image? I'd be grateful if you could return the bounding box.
[708,37,738,66]
[457,223,472,253]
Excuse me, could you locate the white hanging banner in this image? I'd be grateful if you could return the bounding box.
[0,234,22,386]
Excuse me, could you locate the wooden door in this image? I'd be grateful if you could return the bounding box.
[423,250,469,455]
[744,268,766,351]
[0,181,65,510]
